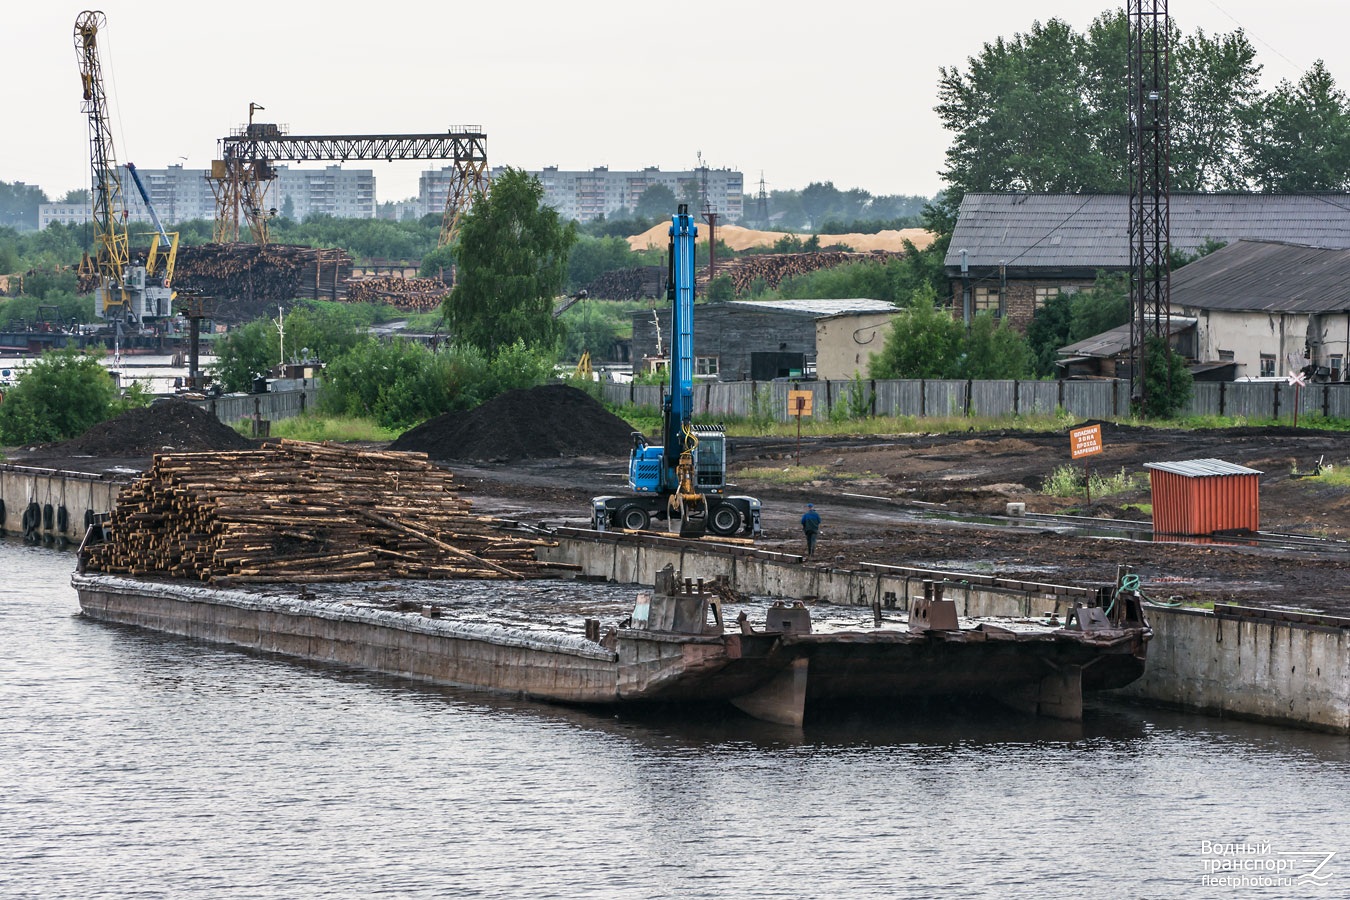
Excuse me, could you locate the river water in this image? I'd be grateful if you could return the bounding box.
[2,537,1346,899]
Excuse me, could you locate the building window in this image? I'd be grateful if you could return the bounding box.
[1259,354,1276,377]
[695,356,719,376]
[1331,355,1343,382]
[1218,350,1235,361]
[973,287,1001,314]
[1034,286,1060,308]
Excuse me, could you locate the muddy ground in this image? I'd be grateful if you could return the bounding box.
[449,424,1350,615]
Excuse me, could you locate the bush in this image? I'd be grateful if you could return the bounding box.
[0,348,145,445]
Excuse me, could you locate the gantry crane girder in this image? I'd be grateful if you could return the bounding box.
[208,124,488,247]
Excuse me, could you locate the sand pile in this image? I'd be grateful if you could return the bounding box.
[625,222,934,253]
[391,384,635,461]
[60,400,254,457]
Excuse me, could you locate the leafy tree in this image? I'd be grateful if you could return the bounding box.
[1172,27,1262,190]
[567,235,635,292]
[705,274,735,301]
[957,312,1033,379]
[635,183,677,220]
[869,285,964,379]
[418,244,457,280]
[444,167,577,356]
[1139,335,1193,418]
[212,319,277,392]
[1243,60,1350,191]
[1025,273,1130,376]
[59,188,91,205]
[0,349,143,444]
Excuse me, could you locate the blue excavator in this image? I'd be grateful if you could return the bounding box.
[591,206,762,538]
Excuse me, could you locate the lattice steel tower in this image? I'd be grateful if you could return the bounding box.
[1128,0,1172,405]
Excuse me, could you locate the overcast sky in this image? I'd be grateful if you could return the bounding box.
[5,1,1346,205]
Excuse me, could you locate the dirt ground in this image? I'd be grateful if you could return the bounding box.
[449,424,1350,615]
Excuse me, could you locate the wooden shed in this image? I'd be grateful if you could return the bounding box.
[1145,459,1262,536]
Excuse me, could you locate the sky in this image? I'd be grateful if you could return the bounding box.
[4,1,1348,205]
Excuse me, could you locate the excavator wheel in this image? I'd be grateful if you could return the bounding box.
[707,503,742,536]
[617,504,650,531]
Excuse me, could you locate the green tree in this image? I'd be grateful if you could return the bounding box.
[212,319,277,392]
[567,235,635,292]
[1172,27,1262,190]
[418,244,456,279]
[1243,60,1350,191]
[1139,335,1193,418]
[444,167,577,356]
[635,183,677,221]
[705,274,735,301]
[958,312,1034,379]
[869,285,964,379]
[0,349,142,444]
[1025,273,1130,376]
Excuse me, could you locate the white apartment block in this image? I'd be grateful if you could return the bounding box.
[39,164,377,228]
[418,165,745,222]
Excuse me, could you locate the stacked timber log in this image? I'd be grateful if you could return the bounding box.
[85,440,565,585]
[704,250,904,294]
[173,244,354,305]
[342,275,449,311]
[578,266,665,300]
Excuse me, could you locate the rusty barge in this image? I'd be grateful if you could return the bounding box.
[72,563,1150,727]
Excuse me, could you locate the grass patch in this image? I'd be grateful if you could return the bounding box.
[1041,464,1148,499]
[1121,502,1153,515]
[1305,463,1350,487]
[735,464,834,484]
[235,414,400,443]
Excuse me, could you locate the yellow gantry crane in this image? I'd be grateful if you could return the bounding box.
[74,10,176,323]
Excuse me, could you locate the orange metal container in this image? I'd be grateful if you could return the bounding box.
[1146,459,1261,536]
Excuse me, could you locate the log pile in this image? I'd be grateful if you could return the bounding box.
[579,266,665,300]
[342,275,449,311]
[173,243,353,304]
[704,250,904,294]
[85,440,567,585]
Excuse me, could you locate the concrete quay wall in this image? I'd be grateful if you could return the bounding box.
[1113,606,1349,734]
[0,465,129,542]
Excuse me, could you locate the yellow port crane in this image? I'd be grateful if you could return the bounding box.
[74,10,176,323]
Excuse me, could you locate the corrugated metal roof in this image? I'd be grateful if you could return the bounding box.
[1171,239,1350,314]
[945,193,1350,270]
[724,299,898,317]
[1144,459,1264,477]
[1058,317,1196,358]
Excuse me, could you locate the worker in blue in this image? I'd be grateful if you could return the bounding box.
[801,503,821,557]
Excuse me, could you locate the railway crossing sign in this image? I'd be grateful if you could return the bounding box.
[1288,370,1307,387]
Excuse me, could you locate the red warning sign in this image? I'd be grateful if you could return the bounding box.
[1070,424,1103,460]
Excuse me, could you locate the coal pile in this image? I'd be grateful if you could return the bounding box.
[391,384,636,461]
[60,400,254,457]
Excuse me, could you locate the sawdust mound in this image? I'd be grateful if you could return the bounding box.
[391,384,635,461]
[625,222,935,253]
[61,400,255,457]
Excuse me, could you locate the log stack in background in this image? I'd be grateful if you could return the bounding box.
[174,244,354,305]
[705,250,905,294]
[342,274,449,312]
[85,440,566,584]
